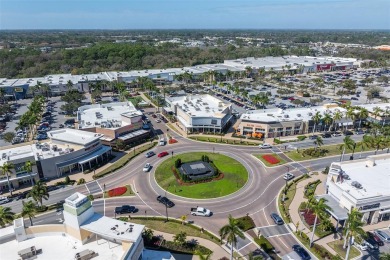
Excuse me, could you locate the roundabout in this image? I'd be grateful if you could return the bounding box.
[154,152,248,199]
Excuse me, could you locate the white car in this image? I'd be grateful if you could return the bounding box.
[283,173,295,180]
[143,163,151,172]
[259,143,272,149]
[354,241,368,251]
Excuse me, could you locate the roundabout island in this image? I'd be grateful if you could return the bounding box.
[154,152,248,199]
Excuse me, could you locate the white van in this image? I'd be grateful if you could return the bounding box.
[159,138,166,146]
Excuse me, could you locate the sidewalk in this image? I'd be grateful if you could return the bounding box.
[151,230,229,259]
[287,172,338,255]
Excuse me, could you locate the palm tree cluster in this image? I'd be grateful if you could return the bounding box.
[16,96,46,139]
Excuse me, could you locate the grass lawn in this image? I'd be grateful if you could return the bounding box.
[104,184,134,198]
[189,136,259,146]
[155,152,248,199]
[328,240,360,259]
[286,144,377,162]
[166,123,181,134]
[127,217,220,243]
[128,96,144,104]
[254,153,287,167]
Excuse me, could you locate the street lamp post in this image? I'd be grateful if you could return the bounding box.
[284,165,290,195]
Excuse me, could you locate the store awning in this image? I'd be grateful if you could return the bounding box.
[56,146,111,168]
[316,194,349,221]
[379,208,390,214]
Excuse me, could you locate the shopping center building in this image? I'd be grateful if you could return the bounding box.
[165,94,234,133]
[77,102,150,145]
[320,154,390,226]
[0,129,112,192]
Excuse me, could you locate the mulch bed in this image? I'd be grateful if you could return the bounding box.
[262,154,280,164]
[108,186,127,197]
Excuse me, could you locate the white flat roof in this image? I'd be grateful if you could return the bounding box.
[47,129,103,146]
[0,233,124,260]
[168,94,231,118]
[241,104,347,123]
[330,155,390,200]
[81,213,144,243]
[77,102,142,129]
[0,145,34,167]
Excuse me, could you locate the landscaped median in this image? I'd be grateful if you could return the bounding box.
[189,136,260,146]
[254,153,286,167]
[93,141,157,179]
[103,184,134,198]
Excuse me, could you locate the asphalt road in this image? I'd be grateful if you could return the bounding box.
[7,115,390,259]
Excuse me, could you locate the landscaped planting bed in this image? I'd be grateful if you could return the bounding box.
[300,209,320,227]
[108,186,127,197]
[262,154,280,164]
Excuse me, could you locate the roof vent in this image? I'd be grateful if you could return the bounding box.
[366,158,376,167]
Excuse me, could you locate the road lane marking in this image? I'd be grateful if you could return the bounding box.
[133,180,163,217]
[249,196,276,216]
[237,242,252,251]
[85,183,90,194]
[277,236,289,249]
[266,233,291,238]
[96,181,103,192]
[263,209,271,226]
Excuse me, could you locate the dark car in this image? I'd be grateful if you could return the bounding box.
[309,135,318,140]
[364,236,380,249]
[343,131,354,136]
[115,205,136,214]
[270,213,284,225]
[292,244,311,260]
[157,195,175,208]
[145,151,155,158]
[322,133,332,138]
[367,232,384,246]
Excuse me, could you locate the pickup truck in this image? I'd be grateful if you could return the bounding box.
[190,207,211,217]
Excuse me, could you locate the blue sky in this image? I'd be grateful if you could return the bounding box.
[0,0,389,30]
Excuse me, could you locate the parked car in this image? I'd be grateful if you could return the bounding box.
[159,138,166,146]
[143,163,151,172]
[354,130,364,135]
[322,133,332,138]
[283,173,294,180]
[367,231,384,246]
[0,197,11,205]
[157,195,175,208]
[309,135,318,140]
[343,131,354,136]
[270,213,284,225]
[259,143,272,149]
[364,237,380,250]
[332,132,342,137]
[115,205,136,214]
[158,151,169,158]
[145,151,155,158]
[292,244,311,260]
[354,241,368,251]
[374,230,390,243]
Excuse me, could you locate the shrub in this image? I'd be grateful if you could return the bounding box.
[77,178,86,185]
[64,176,71,184]
[254,235,274,253]
[107,186,127,197]
[322,166,330,174]
[262,154,280,164]
[297,135,307,141]
[236,216,255,231]
[87,194,94,201]
[175,158,182,168]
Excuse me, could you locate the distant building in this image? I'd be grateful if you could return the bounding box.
[77,102,150,145]
[180,161,215,180]
[165,94,234,134]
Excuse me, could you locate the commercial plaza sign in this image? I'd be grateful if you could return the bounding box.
[316,64,335,70]
[14,87,24,93]
[359,203,380,211]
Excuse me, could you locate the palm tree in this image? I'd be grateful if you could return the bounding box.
[0,206,14,227]
[357,134,372,159]
[356,108,369,130]
[339,136,356,161]
[314,136,323,149]
[27,181,49,208]
[372,106,384,124]
[21,200,37,226]
[195,250,212,260]
[311,111,322,135]
[219,215,245,260]
[372,135,386,155]
[308,198,332,247]
[142,228,154,243]
[332,110,343,132]
[23,160,36,187]
[0,162,14,195]
[345,107,357,131]
[344,209,366,260]
[323,113,332,132]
